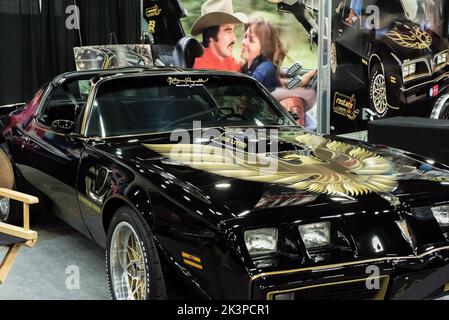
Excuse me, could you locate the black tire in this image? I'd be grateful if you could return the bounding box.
[0,144,22,225]
[369,63,389,118]
[430,94,449,119]
[106,205,166,300]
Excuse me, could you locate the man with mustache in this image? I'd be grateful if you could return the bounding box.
[191,0,247,71]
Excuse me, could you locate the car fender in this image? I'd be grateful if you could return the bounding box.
[369,51,401,107]
[102,186,154,233]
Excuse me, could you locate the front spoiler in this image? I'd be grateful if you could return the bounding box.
[397,71,449,105]
[249,245,449,300]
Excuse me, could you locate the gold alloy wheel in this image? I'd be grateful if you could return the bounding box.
[372,73,388,116]
[110,221,147,300]
[331,42,337,74]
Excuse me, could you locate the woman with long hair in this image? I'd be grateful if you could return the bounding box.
[240,17,286,92]
[240,17,317,128]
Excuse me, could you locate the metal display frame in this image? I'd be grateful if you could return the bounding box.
[317,0,332,134]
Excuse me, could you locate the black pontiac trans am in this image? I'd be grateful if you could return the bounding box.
[332,0,449,119]
[1,67,449,300]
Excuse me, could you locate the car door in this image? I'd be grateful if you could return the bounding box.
[9,78,92,238]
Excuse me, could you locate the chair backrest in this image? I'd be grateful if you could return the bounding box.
[173,36,204,68]
[0,188,39,286]
[0,149,14,190]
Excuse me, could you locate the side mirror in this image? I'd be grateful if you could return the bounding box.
[51,119,74,134]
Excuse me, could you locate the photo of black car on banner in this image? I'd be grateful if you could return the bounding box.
[330,0,449,134]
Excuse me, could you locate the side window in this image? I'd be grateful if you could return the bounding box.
[38,80,90,128]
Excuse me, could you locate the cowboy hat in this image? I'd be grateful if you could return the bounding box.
[271,87,317,113]
[191,0,248,36]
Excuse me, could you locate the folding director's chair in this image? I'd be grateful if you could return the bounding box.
[0,188,38,285]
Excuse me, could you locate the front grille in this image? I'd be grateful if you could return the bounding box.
[294,281,379,300]
[268,276,389,300]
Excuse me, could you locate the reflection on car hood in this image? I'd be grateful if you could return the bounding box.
[146,130,400,196]
[100,126,449,218]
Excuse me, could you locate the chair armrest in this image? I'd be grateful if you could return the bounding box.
[0,222,37,242]
[0,188,39,204]
[0,188,39,231]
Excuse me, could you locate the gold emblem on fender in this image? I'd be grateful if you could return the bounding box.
[145,133,399,196]
[78,195,101,214]
[386,26,432,50]
[182,252,203,270]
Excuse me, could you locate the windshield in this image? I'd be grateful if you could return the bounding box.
[362,0,406,17]
[86,75,296,137]
[360,0,445,33]
[359,0,407,29]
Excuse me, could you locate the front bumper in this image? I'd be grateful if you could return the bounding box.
[395,71,449,106]
[250,246,449,300]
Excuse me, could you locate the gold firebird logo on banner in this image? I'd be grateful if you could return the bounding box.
[386,26,432,50]
[145,133,398,196]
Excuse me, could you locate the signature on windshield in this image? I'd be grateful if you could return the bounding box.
[167,77,209,87]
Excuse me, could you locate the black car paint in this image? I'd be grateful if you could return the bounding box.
[2,68,449,299]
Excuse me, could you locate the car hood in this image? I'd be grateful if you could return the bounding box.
[97,126,449,221]
[379,21,447,60]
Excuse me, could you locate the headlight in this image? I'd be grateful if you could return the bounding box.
[434,51,448,67]
[433,51,449,69]
[298,222,331,249]
[244,228,278,257]
[402,63,416,79]
[431,206,449,228]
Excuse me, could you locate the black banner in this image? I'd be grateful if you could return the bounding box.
[142,0,185,46]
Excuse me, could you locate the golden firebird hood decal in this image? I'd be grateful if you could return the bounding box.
[385,26,432,50]
[145,133,398,196]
